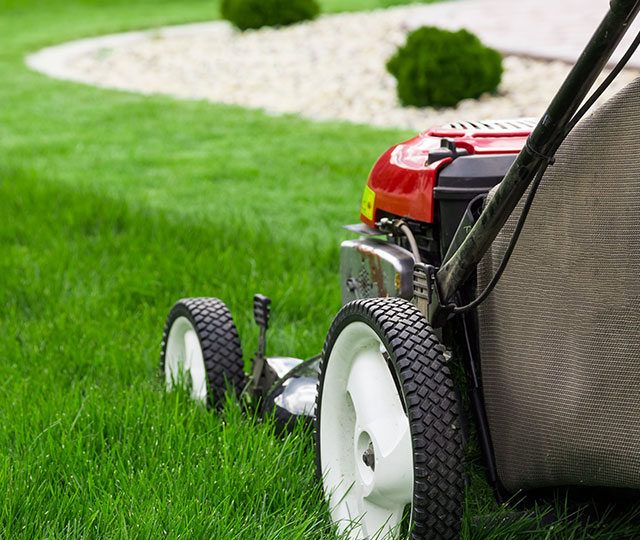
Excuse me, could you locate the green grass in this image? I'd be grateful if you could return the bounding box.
[1,0,639,538]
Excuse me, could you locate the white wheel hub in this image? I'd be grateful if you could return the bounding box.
[164,316,208,403]
[320,322,413,539]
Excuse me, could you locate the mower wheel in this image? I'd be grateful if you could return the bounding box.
[315,297,464,540]
[161,297,246,408]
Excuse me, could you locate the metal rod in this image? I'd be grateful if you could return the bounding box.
[432,0,640,315]
[460,310,504,501]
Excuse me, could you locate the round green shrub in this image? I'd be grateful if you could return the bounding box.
[386,26,503,108]
[221,0,320,30]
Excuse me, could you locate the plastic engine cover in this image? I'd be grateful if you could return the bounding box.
[359,119,534,227]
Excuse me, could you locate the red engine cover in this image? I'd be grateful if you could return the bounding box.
[359,119,535,226]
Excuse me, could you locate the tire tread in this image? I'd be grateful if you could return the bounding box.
[315,297,464,540]
[160,297,246,407]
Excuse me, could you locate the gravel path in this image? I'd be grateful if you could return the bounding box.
[26,2,640,130]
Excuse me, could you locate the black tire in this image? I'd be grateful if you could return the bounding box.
[161,297,246,408]
[315,297,465,540]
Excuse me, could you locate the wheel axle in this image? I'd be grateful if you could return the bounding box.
[362,441,375,471]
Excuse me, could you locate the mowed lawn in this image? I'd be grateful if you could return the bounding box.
[2,0,640,538]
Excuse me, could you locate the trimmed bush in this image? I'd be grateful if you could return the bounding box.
[386,26,503,108]
[221,0,320,30]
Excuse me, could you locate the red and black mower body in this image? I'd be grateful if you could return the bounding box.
[339,120,538,498]
[360,120,535,263]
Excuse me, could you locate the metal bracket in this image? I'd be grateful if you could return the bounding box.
[413,262,454,327]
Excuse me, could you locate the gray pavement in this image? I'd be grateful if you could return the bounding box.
[406,0,640,67]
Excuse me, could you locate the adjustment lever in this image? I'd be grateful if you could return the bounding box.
[251,294,271,389]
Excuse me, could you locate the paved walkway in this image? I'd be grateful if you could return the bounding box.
[407,0,640,67]
[25,0,640,130]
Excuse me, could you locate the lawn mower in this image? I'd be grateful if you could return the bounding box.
[159,0,640,538]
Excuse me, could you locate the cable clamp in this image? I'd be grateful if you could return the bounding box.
[526,136,556,165]
[413,263,450,307]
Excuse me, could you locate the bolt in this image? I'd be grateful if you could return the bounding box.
[346,277,358,293]
[362,442,375,471]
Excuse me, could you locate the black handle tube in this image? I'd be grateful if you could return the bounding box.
[434,0,640,311]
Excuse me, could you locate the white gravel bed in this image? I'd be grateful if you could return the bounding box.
[28,6,639,130]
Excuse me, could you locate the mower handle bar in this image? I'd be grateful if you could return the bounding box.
[428,0,640,325]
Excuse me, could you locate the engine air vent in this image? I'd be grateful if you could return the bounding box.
[443,118,537,131]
